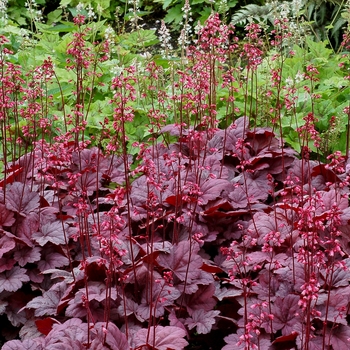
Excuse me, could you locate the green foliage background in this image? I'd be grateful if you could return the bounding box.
[0,0,350,169]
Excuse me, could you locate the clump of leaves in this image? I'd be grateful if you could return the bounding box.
[2,112,350,349]
[2,10,350,350]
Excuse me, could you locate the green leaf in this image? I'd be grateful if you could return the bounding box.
[125,122,137,135]
[124,11,151,21]
[227,0,238,8]
[47,9,63,25]
[192,0,206,4]
[152,0,174,10]
[53,67,76,83]
[119,30,159,48]
[93,0,110,11]
[47,82,74,99]
[331,18,347,38]
[153,55,181,68]
[43,23,76,33]
[164,4,183,25]
[59,0,73,7]
[305,37,332,61]
[53,33,74,54]
[199,7,212,21]
[322,76,347,89]
[7,8,27,26]
[284,129,301,153]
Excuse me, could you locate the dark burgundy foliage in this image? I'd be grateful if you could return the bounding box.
[133,326,188,349]
[1,115,350,350]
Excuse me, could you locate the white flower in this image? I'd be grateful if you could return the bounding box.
[285,77,293,87]
[295,71,304,84]
[86,4,96,19]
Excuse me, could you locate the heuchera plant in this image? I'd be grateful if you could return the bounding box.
[2,116,350,349]
[1,11,350,350]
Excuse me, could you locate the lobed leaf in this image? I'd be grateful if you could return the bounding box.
[134,326,189,350]
[5,183,40,216]
[0,266,30,293]
[0,235,16,258]
[157,241,202,282]
[32,221,67,246]
[185,309,220,334]
[90,322,129,350]
[2,339,43,350]
[182,283,216,315]
[14,246,41,266]
[0,203,16,226]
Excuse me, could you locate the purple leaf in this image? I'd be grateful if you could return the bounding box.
[271,295,301,333]
[0,203,15,226]
[19,319,42,340]
[130,175,150,206]
[2,339,43,350]
[0,300,7,314]
[228,185,248,208]
[28,268,45,283]
[250,212,286,244]
[160,123,184,136]
[14,246,41,266]
[246,129,279,155]
[202,200,249,219]
[185,309,220,334]
[0,266,30,292]
[214,284,242,301]
[327,324,350,349]
[86,281,117,302]
[177,270,214,294]
[41,268,79,283]
[75,171,101,196]
[5,290,32,327]
[37,246,69,271]
[168,310,188,335]
[157,241,202,282]
[246,251,270,267]
[108,154,133,184]
[136,281,181,321]
[182,283,216,315]
[65,292,90,318]
[11,213,40,247]
[45,339,85,349]
[0,257,16,272]
[26,282,66,317]
[90,322,129,350]
[117,296,139,318]
[223,330,271,350]
[275,261,306,291]
[32,221,67,246]
[313,189,349,217]
[71,147,101,171]
[39,206,60,223]
[316,287,350,325]
[0,235,15,258]
[5,182,40,216]
[199,178,232,205]
[134,326,189,350]
[321,260,350,288]
[251,270,290,302]
[235,170,271,202]
[267,155,295,175]
[222,333,243,350]
[202,154,228,178]
[208,117,248,152]
[341,207,350,225]
[45,318,88,346]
